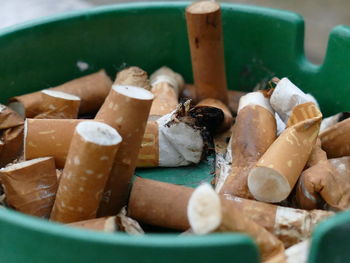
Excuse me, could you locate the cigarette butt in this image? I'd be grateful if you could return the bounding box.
[149,67,184,117]
[186,1,228,104]
[128,177,193,230]
[0,125,24,168]
[0,104,24,130]
[295,157,350,211]
[220,92,276,198]
[188,184,285,262]
[286,102,321,127]
[24,119,83,168]
[50,121,122,223]
[35,90,81,119]
[223,194,333,248]
[0,157,58,218]
[227,90,248,115]
[68,207,144,235]
[270,78,318,123]
[136,120,159,167]
[320,118,350,158]
[248,116,322,203]
[95,85,153,216]
[114,66,151,90]
[196,98,233,132]
[9,70,112,117]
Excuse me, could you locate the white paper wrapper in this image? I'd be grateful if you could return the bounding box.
[237,91,274,115]
[157,112,204,166]
[275,112,286,136]
[270,78,318,123]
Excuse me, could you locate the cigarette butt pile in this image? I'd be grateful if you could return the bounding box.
[0,1,349,263]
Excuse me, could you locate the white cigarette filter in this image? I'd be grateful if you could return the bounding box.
[149,66,184,117]
[50,121,122,223]
[188,184,286,262]
[95,85,153,216]
[35,90,81,119]
[219,91,276,198]
[248,115,322,203]
[270,78,318,123]
[0,157,58,218]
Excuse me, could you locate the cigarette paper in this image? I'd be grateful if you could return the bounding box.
[320,118,350,158]
[188,184,285,262]
[35,90,81,119]
[149,66,184,117]
[248,115,322,203]
[270,78,318,123]
[24,118,83,168]
[68,207,144,235]
[0,157,58,217]
[50,121,122,223]
[223,194,333,248]
[137,103,206,167]
[220,92,276,198]
[285,240,310,263]
[9,70,112,117]
[195,98,233,132]
[128,177,192,230]
[295,156,350,211]
[114,66,151,90]
[95,85,153,216]
[186,1,228,104]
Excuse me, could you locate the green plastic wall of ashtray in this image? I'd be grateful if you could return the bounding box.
[0,2,349,262]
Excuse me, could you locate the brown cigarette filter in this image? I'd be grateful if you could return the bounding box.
[220,104,276,198]
[95,85,153,216]
[0,157,58,218]
[186,1,228,104]
[0,125,24,168]
[9,70,112,117]
[306,138,327,168]
[223,194,333,248]
[35,90,81,119]
[0,104,24,130]
[320,118,350,158]
[286,102,321,127]
[68,207,144,235]
[50,121,122,223]
[149,67,184,117]
[128,177,192,230]
[136,120,159,167]
[24,119,82,168]
[188,184,285,263]
[114,66,151,90]
[196,98,233,132]
[248,115,322,203]
[295,156,350,211]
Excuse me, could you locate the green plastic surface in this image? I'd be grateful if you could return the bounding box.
[0,2,349,262]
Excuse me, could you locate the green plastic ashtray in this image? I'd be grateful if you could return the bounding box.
[0,2,350,263]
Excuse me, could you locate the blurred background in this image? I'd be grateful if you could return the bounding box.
[1,0,348,64]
